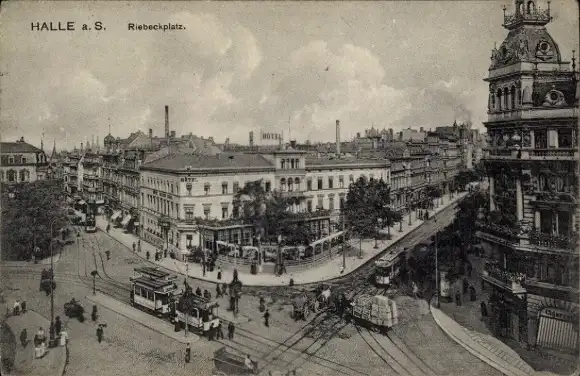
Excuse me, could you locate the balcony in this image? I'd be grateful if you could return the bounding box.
[482,262,526,293]
[528,230,577,251]
[486,107,577,122]
[281,190,307,198]
[503,7,551,29]
[529,148,577,160]
[476,221,520,242]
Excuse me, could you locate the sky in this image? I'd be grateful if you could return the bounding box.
[1,0,578,151]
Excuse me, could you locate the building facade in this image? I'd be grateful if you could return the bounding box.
[478,0,579,353]
[139,149,391,256]
[0,137,49,183]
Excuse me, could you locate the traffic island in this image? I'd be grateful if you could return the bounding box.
[86,293,201,345]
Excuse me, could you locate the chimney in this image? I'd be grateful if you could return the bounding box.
[336,120,341,155]
[19,136,24,142]
[81,142,84,151]
[165,105,170,146]
[149,128,153,139]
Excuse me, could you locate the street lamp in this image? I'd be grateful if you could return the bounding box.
[48,218,62,347]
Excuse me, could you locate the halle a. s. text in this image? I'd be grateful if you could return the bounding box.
[31,22,105,31]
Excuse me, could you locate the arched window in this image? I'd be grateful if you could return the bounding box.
[527,1,535,14]
[281,159,285,169]
[288,179,294,192]
[504,87,510,110]
[280,178,286,191]
[510,86,516,109]
[290,159,295,169]
[295,159,300,169]
[496,89,503,111]
[7,170,16,182]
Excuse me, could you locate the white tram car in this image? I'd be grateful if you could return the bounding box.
[130,267,178,315]
[174,293,220,333]
[374,247,407,287]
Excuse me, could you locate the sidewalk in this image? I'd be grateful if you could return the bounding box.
[1,309,67,376]
[96,192,467,287]
[86,293,201,345]
[431,302,535,376]
[431,255,579,376]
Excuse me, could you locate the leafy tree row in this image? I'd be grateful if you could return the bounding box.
[1,181,69,261]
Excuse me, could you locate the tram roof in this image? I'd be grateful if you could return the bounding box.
[375,247,405,266]
[174,293,218,308]
[134,267,173,279]
[132,276,175,290]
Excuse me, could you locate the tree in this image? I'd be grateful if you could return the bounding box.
[1,180,68,261]
[233,180,310,245]
[344,176,377,251]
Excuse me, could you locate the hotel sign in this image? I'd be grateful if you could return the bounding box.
[540,307,575,323]
[261,132,282,140]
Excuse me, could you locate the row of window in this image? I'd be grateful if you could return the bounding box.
[0,169,31,182]
[280,158,302,169]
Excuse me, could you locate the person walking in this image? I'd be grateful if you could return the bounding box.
[202,261,206,277]
[195,287,202,296]
[222,283,228,296]
[55,316,62,336]
[20,301,26,314]
[340,264,345,274]
[227,322,235,340]
[96,325,104,343]
[216,322,224,340]
[216,284,223,299]
[217,266,222,280]
[185,343,191,364]
[208,323,215,341]
[264,309,270,327]
[137,240,141,253]
[19,328,27,348]
[132,242,136,252]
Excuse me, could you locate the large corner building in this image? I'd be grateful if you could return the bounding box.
[478,0,579,353]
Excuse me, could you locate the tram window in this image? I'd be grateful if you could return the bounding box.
[202,310,210,322]
[147,291,153,300]
[135,287,141,297]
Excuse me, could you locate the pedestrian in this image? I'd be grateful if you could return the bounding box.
[216,322,224,340]
[105,250,110,261]
[208,323,215,341]
[132,242,136,252]
[222,283,228,295]
[59,328,68,347]
[264,308,270,327]
[217,266,222,280]
[202,263,206,277]
[19,328,27,348]
[480,301,488,318]
[216,284,223,299]
[55,316,62,336]
[455,291,461,306]
[195,287,202,296]
[467,262,473,277]
[96,325,104,343]
[146,251,150,260]
[228,322,235,340]
[106,223,110,233]
[463,278,469,294]
[340,264,345,274]
[185,343,191,363]
[137,240,141,252]
[203,290,210,299]
[20,300,26,313]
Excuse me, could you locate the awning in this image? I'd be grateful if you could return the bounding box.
[121,215,132,227]
[111,211,122,221]
[310,231,345,247]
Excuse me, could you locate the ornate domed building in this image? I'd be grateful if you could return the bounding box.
[478,0,579,352]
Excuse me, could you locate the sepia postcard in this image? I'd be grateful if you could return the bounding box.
[0,1,579,376]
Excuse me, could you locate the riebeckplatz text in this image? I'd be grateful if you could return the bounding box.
[128,23,185,31]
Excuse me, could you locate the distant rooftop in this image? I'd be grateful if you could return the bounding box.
[141,153,274,172]
[1,138,43,154]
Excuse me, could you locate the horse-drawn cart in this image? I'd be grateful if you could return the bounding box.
[349,294,399,332]
[213,347,258,375]
[291,284,334,320]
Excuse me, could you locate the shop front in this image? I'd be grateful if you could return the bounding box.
[488,288,528,344]
[536,307,579,353]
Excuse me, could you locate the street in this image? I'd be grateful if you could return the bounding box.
[2,200,504,376]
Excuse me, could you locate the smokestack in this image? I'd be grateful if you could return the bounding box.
[80,142,83,151]
[165,105,170,146]
[336,120,341,155]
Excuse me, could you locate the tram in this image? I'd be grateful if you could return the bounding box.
[374,247,407,287]
[130,267,178,316]
[85,216,97,233]
[174,292,220,334]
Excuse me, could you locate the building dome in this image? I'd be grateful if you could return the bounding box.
[104,133,115,144]
[490,27,561,70]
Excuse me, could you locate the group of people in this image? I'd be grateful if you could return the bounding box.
[11,300,26,316]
